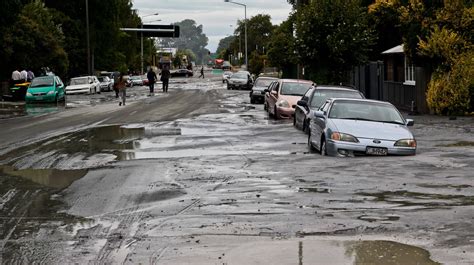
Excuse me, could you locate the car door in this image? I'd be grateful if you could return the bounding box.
[313,101,331,150]
[295,88,313,129]
[268,81,280,115]
[265,81,276,110]
[55,76,65,100]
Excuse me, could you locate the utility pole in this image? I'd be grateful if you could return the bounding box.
[86,0,91,75]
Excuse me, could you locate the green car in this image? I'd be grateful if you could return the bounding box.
[25,75,66,103]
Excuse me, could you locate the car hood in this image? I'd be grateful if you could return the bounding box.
[27,86,55,93]
[229,78,247,82]
[66,84,90,90]
[279,95,303,107]
[329,119,413,140]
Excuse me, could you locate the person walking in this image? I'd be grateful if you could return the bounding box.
[147,68,157,95]
[20,69,28,82]
[199,66,204,79]
[11,68,21,86]
[160,66,170,93]
[27,69,35,82]
[117,73,127,106]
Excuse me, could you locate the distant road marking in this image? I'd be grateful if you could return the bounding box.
[129,111,138,116]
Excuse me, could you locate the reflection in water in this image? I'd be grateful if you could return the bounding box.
[0,165,87,189]
[25,102,66,116]
[346,240,440,265]
[224,239,439,265]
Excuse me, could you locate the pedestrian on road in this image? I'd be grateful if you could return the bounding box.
[147,68,157,95]
[160,66,170,93]
[199,66,204,79]
[11,68,21,86]
[20,69,28,82]
[27,69,35,82]
[118,73,127,106]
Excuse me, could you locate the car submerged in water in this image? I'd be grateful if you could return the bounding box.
[308,98,416,157]
[25,75,66,103]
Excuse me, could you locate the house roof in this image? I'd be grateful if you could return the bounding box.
[381,44,404,54]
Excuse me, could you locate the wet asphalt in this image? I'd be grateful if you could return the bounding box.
[0,75,473,264]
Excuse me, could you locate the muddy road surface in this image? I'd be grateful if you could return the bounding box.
[0,76,473,264]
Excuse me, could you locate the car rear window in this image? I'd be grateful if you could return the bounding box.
[310,89,363,108]
[255,79,274,87]
[280,82,312,96]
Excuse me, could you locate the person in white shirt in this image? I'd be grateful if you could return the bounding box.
[11,69,21,86]
[20,69,28,82]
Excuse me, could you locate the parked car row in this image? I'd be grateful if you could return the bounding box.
[249,78,417,157]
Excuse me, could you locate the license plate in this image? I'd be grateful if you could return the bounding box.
[35,97,43,100]
[366,147,388,156]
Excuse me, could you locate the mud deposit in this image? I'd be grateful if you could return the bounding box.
[0,81,473,264]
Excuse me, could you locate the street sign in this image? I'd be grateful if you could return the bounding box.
[120,25,180,38]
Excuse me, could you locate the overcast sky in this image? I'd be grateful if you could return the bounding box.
[133,0,293,52]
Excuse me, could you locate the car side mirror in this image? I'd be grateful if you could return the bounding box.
[314,110,325,119]
[406,119,414,126]
[297,100,308,107]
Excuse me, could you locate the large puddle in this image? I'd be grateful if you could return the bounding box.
[223,239,440,265]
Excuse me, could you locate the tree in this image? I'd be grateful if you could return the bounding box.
[231,14,276,64]
[162,19,208,64]
[267,16,297,72]
[216,35,235,60]
[3,0,69,77]
[294,0,375,83]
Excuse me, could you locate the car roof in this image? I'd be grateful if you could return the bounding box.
[314,85,360,92]
[256,77,277,80]
[330,98,393,105]
[279,79,313,84]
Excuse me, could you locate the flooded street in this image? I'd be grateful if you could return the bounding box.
[0,76,473,264]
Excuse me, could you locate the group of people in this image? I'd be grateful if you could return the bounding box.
[146,66,170,95]
[11,68,35,86]
[116,66,172,107]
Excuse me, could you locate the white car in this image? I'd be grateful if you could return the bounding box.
[222,71,233,83]
[66,76,101,95]
[98,76,113,92]
[129,76,143,86]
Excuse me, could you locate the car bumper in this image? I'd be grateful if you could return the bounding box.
[326,139,416,157]
[228,83,248,90]
[250,91,265,100]
[276,106,295,119]
[66,88,90,94]
[25,94,57,103]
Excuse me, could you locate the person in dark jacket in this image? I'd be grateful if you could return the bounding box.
[160,66,171,93]
[147,69,157,95]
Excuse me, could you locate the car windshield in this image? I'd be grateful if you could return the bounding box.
[310,89,363,108]
[98,77,106,82]
[329,101,405,124]
[232,72,247,79]
[70,77,89,85]
[30,77,54,88]
[254,79,274,87]
[280,82,311,96]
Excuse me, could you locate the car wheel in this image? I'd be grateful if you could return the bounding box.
[250,98,255,104]
[320,137,327,156]
[308,130,316,153]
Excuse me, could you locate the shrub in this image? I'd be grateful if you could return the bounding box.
[426,50,474,115]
